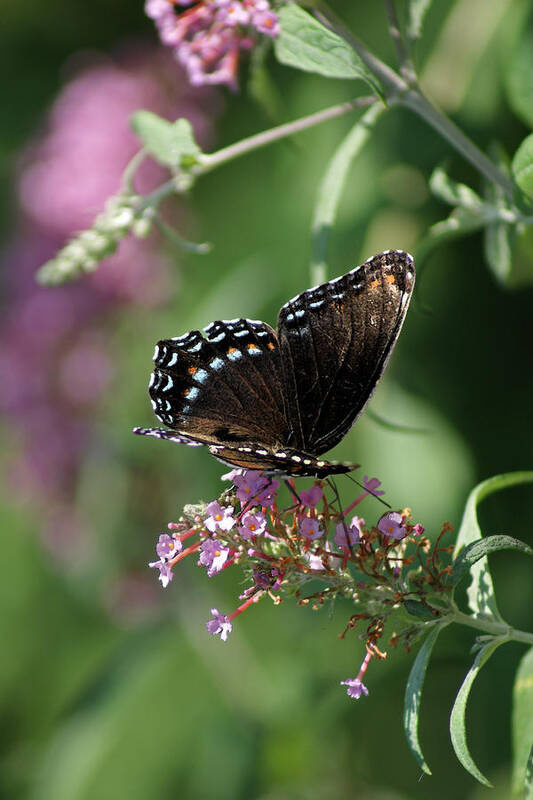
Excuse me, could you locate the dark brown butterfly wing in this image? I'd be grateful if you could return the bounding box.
[277,250,414,455]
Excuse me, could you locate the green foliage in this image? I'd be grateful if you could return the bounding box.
[513,647,533,797]
[449,638,505,787]
[403,623,447,775]
[406,0,434,46]
[451,535,533,588]
[311,102,385,282]
[130,111,202,169]
[505,28,533,130]
[275,5,376,84]
[453,472,533,619]
[512,134,533,198]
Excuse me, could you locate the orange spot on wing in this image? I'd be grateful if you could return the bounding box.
[187,366,197,375]
[385,274,396,284]
[370,279,379,289]
[267,342,275,350]
[227,346,237,354]
[247,343,259,351]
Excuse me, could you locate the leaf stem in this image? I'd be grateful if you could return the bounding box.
[314,4,515,199]
[451,609,533,645]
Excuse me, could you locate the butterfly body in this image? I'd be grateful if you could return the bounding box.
[134,250,415,477]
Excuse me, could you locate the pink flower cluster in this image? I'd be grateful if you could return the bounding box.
[146,0,280,90]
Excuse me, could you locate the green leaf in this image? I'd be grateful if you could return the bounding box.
[512,134,533,198]
[403,599,439,620]
[451,535,533,587]
[450,637,506,787]
[505,29,533,129]
[484,210,514,285]
[311,102,385,282]
[406,0,434,45]
[512,647,533,796]
[453,472,533,620]
[275,5,375,83]
[429,166,483,208]
[131,112,202,169]
[404,624,447,774]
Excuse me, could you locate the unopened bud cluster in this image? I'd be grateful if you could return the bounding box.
[36,193,153,286]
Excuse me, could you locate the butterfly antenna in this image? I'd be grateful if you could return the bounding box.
[327,477,356,558]
[283,479,301,505]
[344,474,391,509]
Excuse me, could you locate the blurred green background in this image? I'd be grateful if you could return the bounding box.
[1,0,532,797]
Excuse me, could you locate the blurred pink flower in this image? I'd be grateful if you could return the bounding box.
[1,44,220,564]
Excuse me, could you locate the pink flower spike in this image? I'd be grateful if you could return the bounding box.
[340,677,369,700]
[378,512,406,540]
[155,532,183,559]
[413,523,425,536]
[206,608,233,641]
[299,485,323,508]
[300,517,322,541]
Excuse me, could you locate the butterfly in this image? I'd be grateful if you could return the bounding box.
[133,250,415,478]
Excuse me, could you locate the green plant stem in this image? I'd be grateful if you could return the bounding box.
[451,609,533,645]
[314,4,515,199]
[198,95,376,172]
[136,96,376,213]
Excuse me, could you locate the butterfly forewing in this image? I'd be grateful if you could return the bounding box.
[277,250,414,455]
[148,318,289,447]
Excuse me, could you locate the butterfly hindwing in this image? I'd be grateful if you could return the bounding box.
[277,250,414,455]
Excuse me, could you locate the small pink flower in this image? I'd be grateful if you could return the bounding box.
[299,485,323,508]
[340,677,369,700]
[378,512,406,540]
[206,608,233,640]
[251,9,279,36]
[300,517,322,541]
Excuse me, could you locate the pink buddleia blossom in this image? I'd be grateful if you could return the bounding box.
[206,608,233,640]
[340,677,369,700]
[238,511,267,539]
[299,485,323,508]
[144,0,280,90]
[334,517,362,549]
[378,512,407,540]
[199,538,231,576]
[300,517,322,541]
[204,500,235,532]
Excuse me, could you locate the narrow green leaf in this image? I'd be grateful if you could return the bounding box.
[404,625,447,774]
[512,647,533,796]
[454,472,533,620]
[484,214,513,285]
[406,0,433,45]
[429,166,483,209]
[451,535,533,586]
[275,5,374,83]
[450,638,506,787]
[311,103,384,282]
[131,112,201,169]
[512,134,533,198]
[505,29,533,130]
